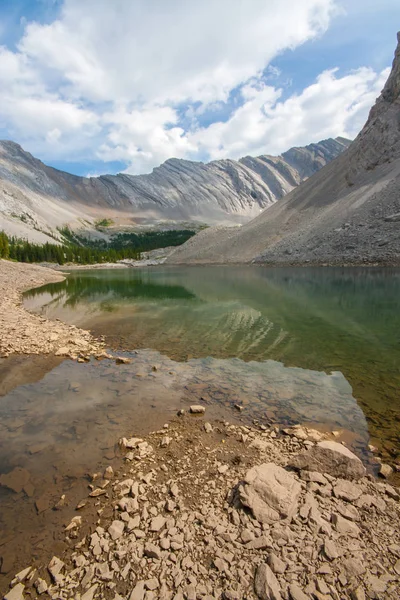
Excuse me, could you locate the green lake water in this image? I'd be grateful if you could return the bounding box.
[24,265,400,458]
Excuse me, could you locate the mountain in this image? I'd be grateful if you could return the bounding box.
[167,34,400,266]
[0,137,350,243]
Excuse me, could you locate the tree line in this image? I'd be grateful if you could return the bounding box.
[109,230,196,251]
[65,229,197,252]
[0,232,9,258]
[0,232,140,265]
[0,228,197,265]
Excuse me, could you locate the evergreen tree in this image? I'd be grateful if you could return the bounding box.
[0,232,10,258]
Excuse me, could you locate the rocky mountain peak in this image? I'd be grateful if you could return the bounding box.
[381,31,400,104]
[347,31,400,177]
[0,140,25,156]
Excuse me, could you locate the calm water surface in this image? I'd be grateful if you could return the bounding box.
[0,265,399,585]
[24,266,400,453]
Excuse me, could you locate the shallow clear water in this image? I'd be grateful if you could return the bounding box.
[24,265,400,454]
[0,265,399,585]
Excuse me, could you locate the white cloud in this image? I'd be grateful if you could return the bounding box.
[0,0,392,174]
[18,0,337,104]
[191,66,389,161]
[97,105,197,172]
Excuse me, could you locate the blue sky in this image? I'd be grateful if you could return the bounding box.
[0,0,398,176]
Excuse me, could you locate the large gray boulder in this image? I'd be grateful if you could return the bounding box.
[289,441,366,480]
[239,463,301,524]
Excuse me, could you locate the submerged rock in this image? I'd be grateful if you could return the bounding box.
[115,357,131,365]
[0,467,31,493]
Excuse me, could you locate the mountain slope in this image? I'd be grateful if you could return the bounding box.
[0,137,349,243]
[167,34,400,266]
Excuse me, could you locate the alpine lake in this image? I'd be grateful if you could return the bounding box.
[0,265,399,585]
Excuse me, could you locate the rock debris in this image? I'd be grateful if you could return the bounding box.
[3,419,400,599]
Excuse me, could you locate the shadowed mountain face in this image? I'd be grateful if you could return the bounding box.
[0,137,349,243]
[167,34,400,267]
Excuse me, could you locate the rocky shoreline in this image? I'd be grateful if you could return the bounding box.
[2,416,400,600]
[0,260,105,359]
[1,260,400,599]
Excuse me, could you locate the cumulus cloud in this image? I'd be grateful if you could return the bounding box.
[189,66,389,162]
[0,0,391,174]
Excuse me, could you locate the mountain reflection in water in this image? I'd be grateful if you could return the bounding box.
[25,266,400,455]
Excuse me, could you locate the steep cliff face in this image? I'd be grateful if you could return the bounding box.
[167,34,400,266]
[0,137,349,242]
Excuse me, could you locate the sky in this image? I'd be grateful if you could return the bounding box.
[0,0,398,177]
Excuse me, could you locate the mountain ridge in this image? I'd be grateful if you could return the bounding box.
[0,137,350,243]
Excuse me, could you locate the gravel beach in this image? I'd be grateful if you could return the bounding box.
[0,260,104,359]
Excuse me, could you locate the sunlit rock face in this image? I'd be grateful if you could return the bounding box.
[0,137,350,242]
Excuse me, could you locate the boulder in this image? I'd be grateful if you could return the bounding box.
[324,539,339,560]
[254,563,282,600]
[115,357,131,365]
[144,543,162,559]
[35,578,48,594]
[267,553,287,574]
[103,466,114,479]
[384,212,400,222]
[55,346,70,356]
[350,587,366,600]
[81,584,98,600]
[289,441,366,480]
[283,425,324,442]
[160,436,171,448]
[149,515,166,532]
[239,463,301,524]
